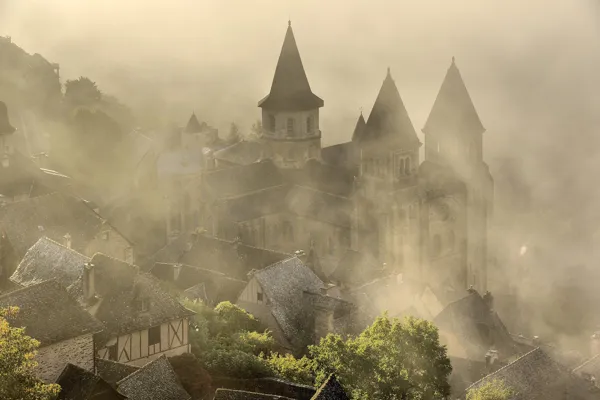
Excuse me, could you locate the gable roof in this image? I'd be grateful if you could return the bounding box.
[183,113,204,134]
[117,355,191,400]
[10,236,90,291]
[87,254,195,342]
[311,375,349,400]
[328,250,380,286]
[467,348,598,399]
[253,256,324,343]
[0,192,126,258]
[434,291,518,360]
[258,23,323,111]
[214,141,265,166]
[364,69,420,150]
[423,58,485,136]
[55,363,125,400]
[95,358,140,389]
[214,389,293,400]
[0,280,103,346]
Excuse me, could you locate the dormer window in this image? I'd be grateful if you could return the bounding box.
[286,118,295,135]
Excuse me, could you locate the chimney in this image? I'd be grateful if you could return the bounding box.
[532,335,541,347]
[82,262,96,304]
[483,291,494,311]
[591,332,600,356]
[485,349,499,371]
[173,263,182,281]
[63,233,72,249]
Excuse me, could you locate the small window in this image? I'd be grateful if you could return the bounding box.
[257,292,263,303]
[148,325,161,346]
[136,298,150,313]
[306,116,313,133]
[107,344,117,361]
[269,115,276,132]
[286,118,295,135]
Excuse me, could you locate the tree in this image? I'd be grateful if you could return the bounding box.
[266,353,314,386]
[0,307,61,400]
[169,353,212,400]
[64,76,102,107]
[466,379,513,400]
[270,314,452,400]
[226,122,242,145]
[248,119,262,140]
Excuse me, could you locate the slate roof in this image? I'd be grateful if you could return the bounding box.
[0,151,58,199]
[285,185,352,228]
[364,69,420,150]
[253,256,324,344]
[311,375,349,400]
[467,348,598,400]
[328,250,380,286]
[258,23,323,111]
[351,113,367,142]
[95,358,140,388]
[434,291,518,361]
[202,160,284,199]
[0,192,125,258]
[423,58,485,136]
[10,237,90,292]
[321,142,357,171]
[0,280,103,346]
[183,113,204,134]
[214,389,293,400]
[55,363,125,400]
[86,254,195,343]
[117,355,191,400]
[214,141,265,166]
[573,354,600,379]
[150,262,247,305]
[282,159,355,198]
[223,185,288,223]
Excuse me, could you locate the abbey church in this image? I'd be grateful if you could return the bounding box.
[149,22,493,296]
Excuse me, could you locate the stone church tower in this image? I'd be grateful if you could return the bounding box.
[258,21,324,169]
[423,58,493,292]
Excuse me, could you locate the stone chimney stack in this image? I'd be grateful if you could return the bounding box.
[82,262,96,304]
[485,349,499,372]
[173,263,182,281]
[591,332,600,356]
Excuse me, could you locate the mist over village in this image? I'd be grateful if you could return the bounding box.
[2,0,600,399]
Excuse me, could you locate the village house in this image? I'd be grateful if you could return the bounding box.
[0,280,104,382]
[9,238,195,367]
[55,363,126,400]
[115,355,191,400]
[95,358,140,390]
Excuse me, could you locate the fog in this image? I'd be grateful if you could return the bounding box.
[3,0,600,350]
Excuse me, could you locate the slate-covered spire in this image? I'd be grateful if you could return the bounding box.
[258,22,324,111]
[0,101,15,135]
[183,112,203,134]
[312,374,350,400]
[423,58,485,136]
[365,68,419,148]
[351,111,367,142]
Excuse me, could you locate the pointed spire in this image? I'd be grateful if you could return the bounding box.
[312,374,350,400]
[423,58,485,136]
[0,101,15,135]
[352,112,367,142]
[184,112,203,134]
[258,23,324,111]
[364,69,419,148]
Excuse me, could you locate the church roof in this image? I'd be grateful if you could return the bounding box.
[364,68,420,149]
[423,58,485,136]
[351,112,367,142]
[258,22,324,111]
[183,113,204,134]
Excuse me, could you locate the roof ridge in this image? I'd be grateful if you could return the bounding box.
[256,255,301,275]
[572,353,600,372]
[466,347,544,390]
[291,184,350,201]
[116,354,169,385]
[0,278,61,299]
[219,184,289,201]
[30,236,90,258]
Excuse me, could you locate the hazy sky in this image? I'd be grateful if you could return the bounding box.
[1,0,599,159]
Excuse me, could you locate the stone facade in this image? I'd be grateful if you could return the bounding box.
[85,225,135,264]
[35,333,95,383]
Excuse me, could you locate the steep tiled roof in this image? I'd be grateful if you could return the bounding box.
[351,113,367,142]
[214,389,293,400]
[321,142,357,171]
[434,291,517,360]
[282,159,355,198]
[214,141,265,166]
[223,185,288,223]
[10,237,90,291]
[467,348,598,399]
[328,250,380,286]
[117,355,191,400]
[55,363,125,400]
[258,23,323,111]
[95,358,140,388]
[364,69,420,149]
[423,58,485,136]
[87,254,195,343]
[311,375,349,400]
[285,185,352,228]
[0,280,103,346]
[253,257,324,343]
[0,192,123,258]
[183,113,204,134]
[202,160,284,199]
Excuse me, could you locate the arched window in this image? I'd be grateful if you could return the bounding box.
[399,158,405,177]
[448,230,456,250]
[404,157,411,175]
[306,116,313,133]
[432,234,442,257]
[286,118,295,135]
[269,115,276,132]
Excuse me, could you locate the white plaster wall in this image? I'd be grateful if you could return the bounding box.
[35,333,95,383]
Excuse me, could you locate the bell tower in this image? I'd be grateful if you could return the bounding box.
[258,21,324,169]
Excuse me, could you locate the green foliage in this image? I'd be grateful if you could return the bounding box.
[231,331,277,356]
[214,301,262,335]
[200,347,273,379]
[466,379,513,400]
[265,353,315,386]
[169,353,212,400]
[0,307,61,400]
